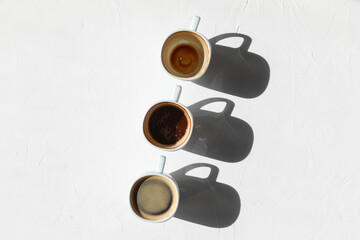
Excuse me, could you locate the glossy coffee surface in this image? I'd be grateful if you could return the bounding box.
[148,105,188,145]
[143,102,192,150]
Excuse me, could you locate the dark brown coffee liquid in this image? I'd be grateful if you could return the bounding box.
[170,44,199,74]
[149,105,188,145]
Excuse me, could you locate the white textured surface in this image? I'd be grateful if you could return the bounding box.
[1,0,360,239]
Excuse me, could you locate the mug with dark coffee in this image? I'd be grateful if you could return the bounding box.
[143,85,193,151]
[129,156,180,222]
[161,16,212,81]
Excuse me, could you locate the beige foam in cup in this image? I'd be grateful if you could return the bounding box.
[129,156,179,222]
[130,175,178,221]
[137,176,173,215]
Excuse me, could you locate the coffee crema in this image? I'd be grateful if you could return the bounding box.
[170,44,199,75]
[137,176,173,215]
[148,105,188,145]
[130,175,179,221]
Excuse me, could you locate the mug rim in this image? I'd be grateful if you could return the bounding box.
[160,29,212,81]
[129,172,180,223]
[142,100,194,151]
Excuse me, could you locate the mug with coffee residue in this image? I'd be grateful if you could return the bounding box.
[161,16,212,81]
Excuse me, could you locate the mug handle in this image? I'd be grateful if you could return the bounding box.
[189,16,200,31]
[171,85,182,102]
[157,155,166,174]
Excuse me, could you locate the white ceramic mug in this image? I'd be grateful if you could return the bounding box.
[129,156,180,223]
[161,16,212,81]
[143,85,193,151]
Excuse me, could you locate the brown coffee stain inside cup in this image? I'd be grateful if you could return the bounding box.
[170,44,199,74]
[148,105,188,146]
[161,31,210,79]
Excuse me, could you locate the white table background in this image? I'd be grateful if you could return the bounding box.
[1,0,360,239]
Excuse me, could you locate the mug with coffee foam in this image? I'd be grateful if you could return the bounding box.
[129,156,179,222]
[161,16,212,81]
[143,85,193,151]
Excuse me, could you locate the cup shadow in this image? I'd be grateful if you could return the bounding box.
[183,98,254,163]
[194,33,270,98]
[171,163,240,228]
